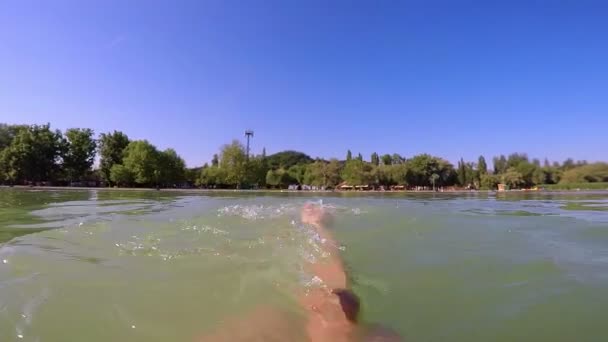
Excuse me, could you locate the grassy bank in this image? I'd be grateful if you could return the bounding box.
[541,182,608,190]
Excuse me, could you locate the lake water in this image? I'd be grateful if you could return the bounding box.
[1,189,608,341]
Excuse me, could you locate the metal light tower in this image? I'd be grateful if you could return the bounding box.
[245,130,254,160]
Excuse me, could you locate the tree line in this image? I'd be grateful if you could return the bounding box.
[1,123,606,189]
[0,123,184,187]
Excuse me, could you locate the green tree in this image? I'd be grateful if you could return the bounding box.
[493,155,507,174]
[457,158,467,186]
[371,164,392,186]
[219,140,248,188]
[185,167,202,186]
[562,158,576,171]
[211,154,219,167]
[198,165,225,187]
[266,150,313,170]
[430,173,440,191]
[63,128,97,183]
[304,159,342,188]
[356,153,363,161]
[381,154,392,166]
[99,131,130,185]
[480,174,499,190]
[389,163,408,185]
[392,153,403,165]
[245,156,268,188]
[110,164,133,187]
[346,150,352,161]
[507,153,529,169]
[0,148,17,184]
[157,148,186,186]
[304,161,323,186]
[514,162,537,187]
[407,154,455,187]
[325,159,343,187]
[288,164,307,184]
[341,159,372,185]
[265,169,292,188]
[502,168,524,189]
[560,163,608,183]
[478,156,487,175]
[122,140,160,186]
[371,152,379,166]
[2,124,64,183]
[532,167,547,185]
[544,167,561,184]
[0,124,27,150]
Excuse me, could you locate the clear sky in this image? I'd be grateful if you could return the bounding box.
[1,0,607,167]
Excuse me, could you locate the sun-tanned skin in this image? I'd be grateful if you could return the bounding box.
[198,203,357,342]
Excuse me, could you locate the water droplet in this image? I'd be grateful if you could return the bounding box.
[2,259,7,264]
[115,244,120,247]
[21,314,27,318]
[17,334,23,339]
[131,325,136,329]
[79,222,84,226]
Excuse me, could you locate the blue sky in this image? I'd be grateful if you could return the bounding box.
[1,0,607,167]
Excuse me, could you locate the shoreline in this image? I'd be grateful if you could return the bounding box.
[1,185,607,194]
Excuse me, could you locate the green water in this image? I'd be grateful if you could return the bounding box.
[1,189,608,341]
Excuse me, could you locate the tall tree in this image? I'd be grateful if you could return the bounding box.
[211,154,219,167]
[110,164,133,187]
[198,165,225,187]
[266,150,313,169]
[346,150,352,161]
[357,153,363,161]
[391,153,403,165]
[122,140,159,186]
[532,168,547,185]
[287,164,307,184]
[99,131,130,185]
[480,174,499,190]
[219,140,248,188]
[2,124,64,183]
[430,173,440,191]
[493,155,507,174]
[157,148,186,186]
[407,154,455,187]
[562,158,576,171]
[502,168,524,189]
[341,159,372,185]
[265,169,292,189]
[245,156,267,187]
[63,128,97,182]
[371,152,379,166]
[478,156,487,175]
[381,154,392,166]
[306,159,343,188]
[457,158,467,186]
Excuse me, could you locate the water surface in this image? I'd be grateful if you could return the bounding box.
[1,189,608,341]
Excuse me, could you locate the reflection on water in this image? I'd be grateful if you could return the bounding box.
[1,189,608,341]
